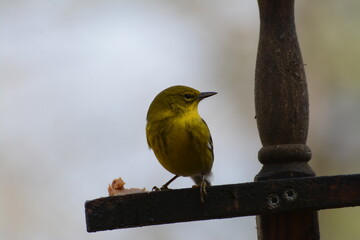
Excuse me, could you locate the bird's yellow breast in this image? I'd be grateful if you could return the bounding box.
[146,111,213,177]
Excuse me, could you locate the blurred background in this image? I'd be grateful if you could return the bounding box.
[1,0,360,239]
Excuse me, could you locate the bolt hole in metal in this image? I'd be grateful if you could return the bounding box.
[267,194,280,209]
[283,188,297,202]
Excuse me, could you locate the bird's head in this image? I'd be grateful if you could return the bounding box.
[147,85,217,122]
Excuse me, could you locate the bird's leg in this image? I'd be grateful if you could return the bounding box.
[192,175,208,203]
[199,174,208,203]
[152,175,179,191]
[161,175,179,190]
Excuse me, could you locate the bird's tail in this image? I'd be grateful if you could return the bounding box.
[191,172,213,187]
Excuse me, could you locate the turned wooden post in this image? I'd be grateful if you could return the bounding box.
[254,0,319,239]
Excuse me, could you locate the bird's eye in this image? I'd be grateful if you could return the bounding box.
[184,93,193,100]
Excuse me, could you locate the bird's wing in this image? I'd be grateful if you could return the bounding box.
[202,118,214,158]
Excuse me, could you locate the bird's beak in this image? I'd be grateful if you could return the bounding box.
[198,91,217,100]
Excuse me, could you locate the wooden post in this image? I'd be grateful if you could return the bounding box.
[254,0,320,239]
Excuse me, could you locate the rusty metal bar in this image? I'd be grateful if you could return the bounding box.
[85,174,360,232]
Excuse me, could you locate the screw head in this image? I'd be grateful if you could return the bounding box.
[283,189,297,202]
[267,194,280,209]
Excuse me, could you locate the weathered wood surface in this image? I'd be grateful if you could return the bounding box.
[85,174,360,232]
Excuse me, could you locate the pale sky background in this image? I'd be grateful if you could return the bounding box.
[1,1,360,240]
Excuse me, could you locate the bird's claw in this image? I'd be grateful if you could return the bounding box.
[193,181,208,203]
[152,185,170,192]
[152,186,160,192]
[199,181,208,203]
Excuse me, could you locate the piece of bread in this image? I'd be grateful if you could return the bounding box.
[108,177,147,196]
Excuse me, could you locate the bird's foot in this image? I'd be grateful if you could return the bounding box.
[152,184,170,192]
[152,175,179,192]
[152,185,170,192]
[193,181,208,203]
[152,186,160,191]
[199,181,208,203]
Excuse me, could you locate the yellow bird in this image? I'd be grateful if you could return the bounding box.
[146,85,216,202]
